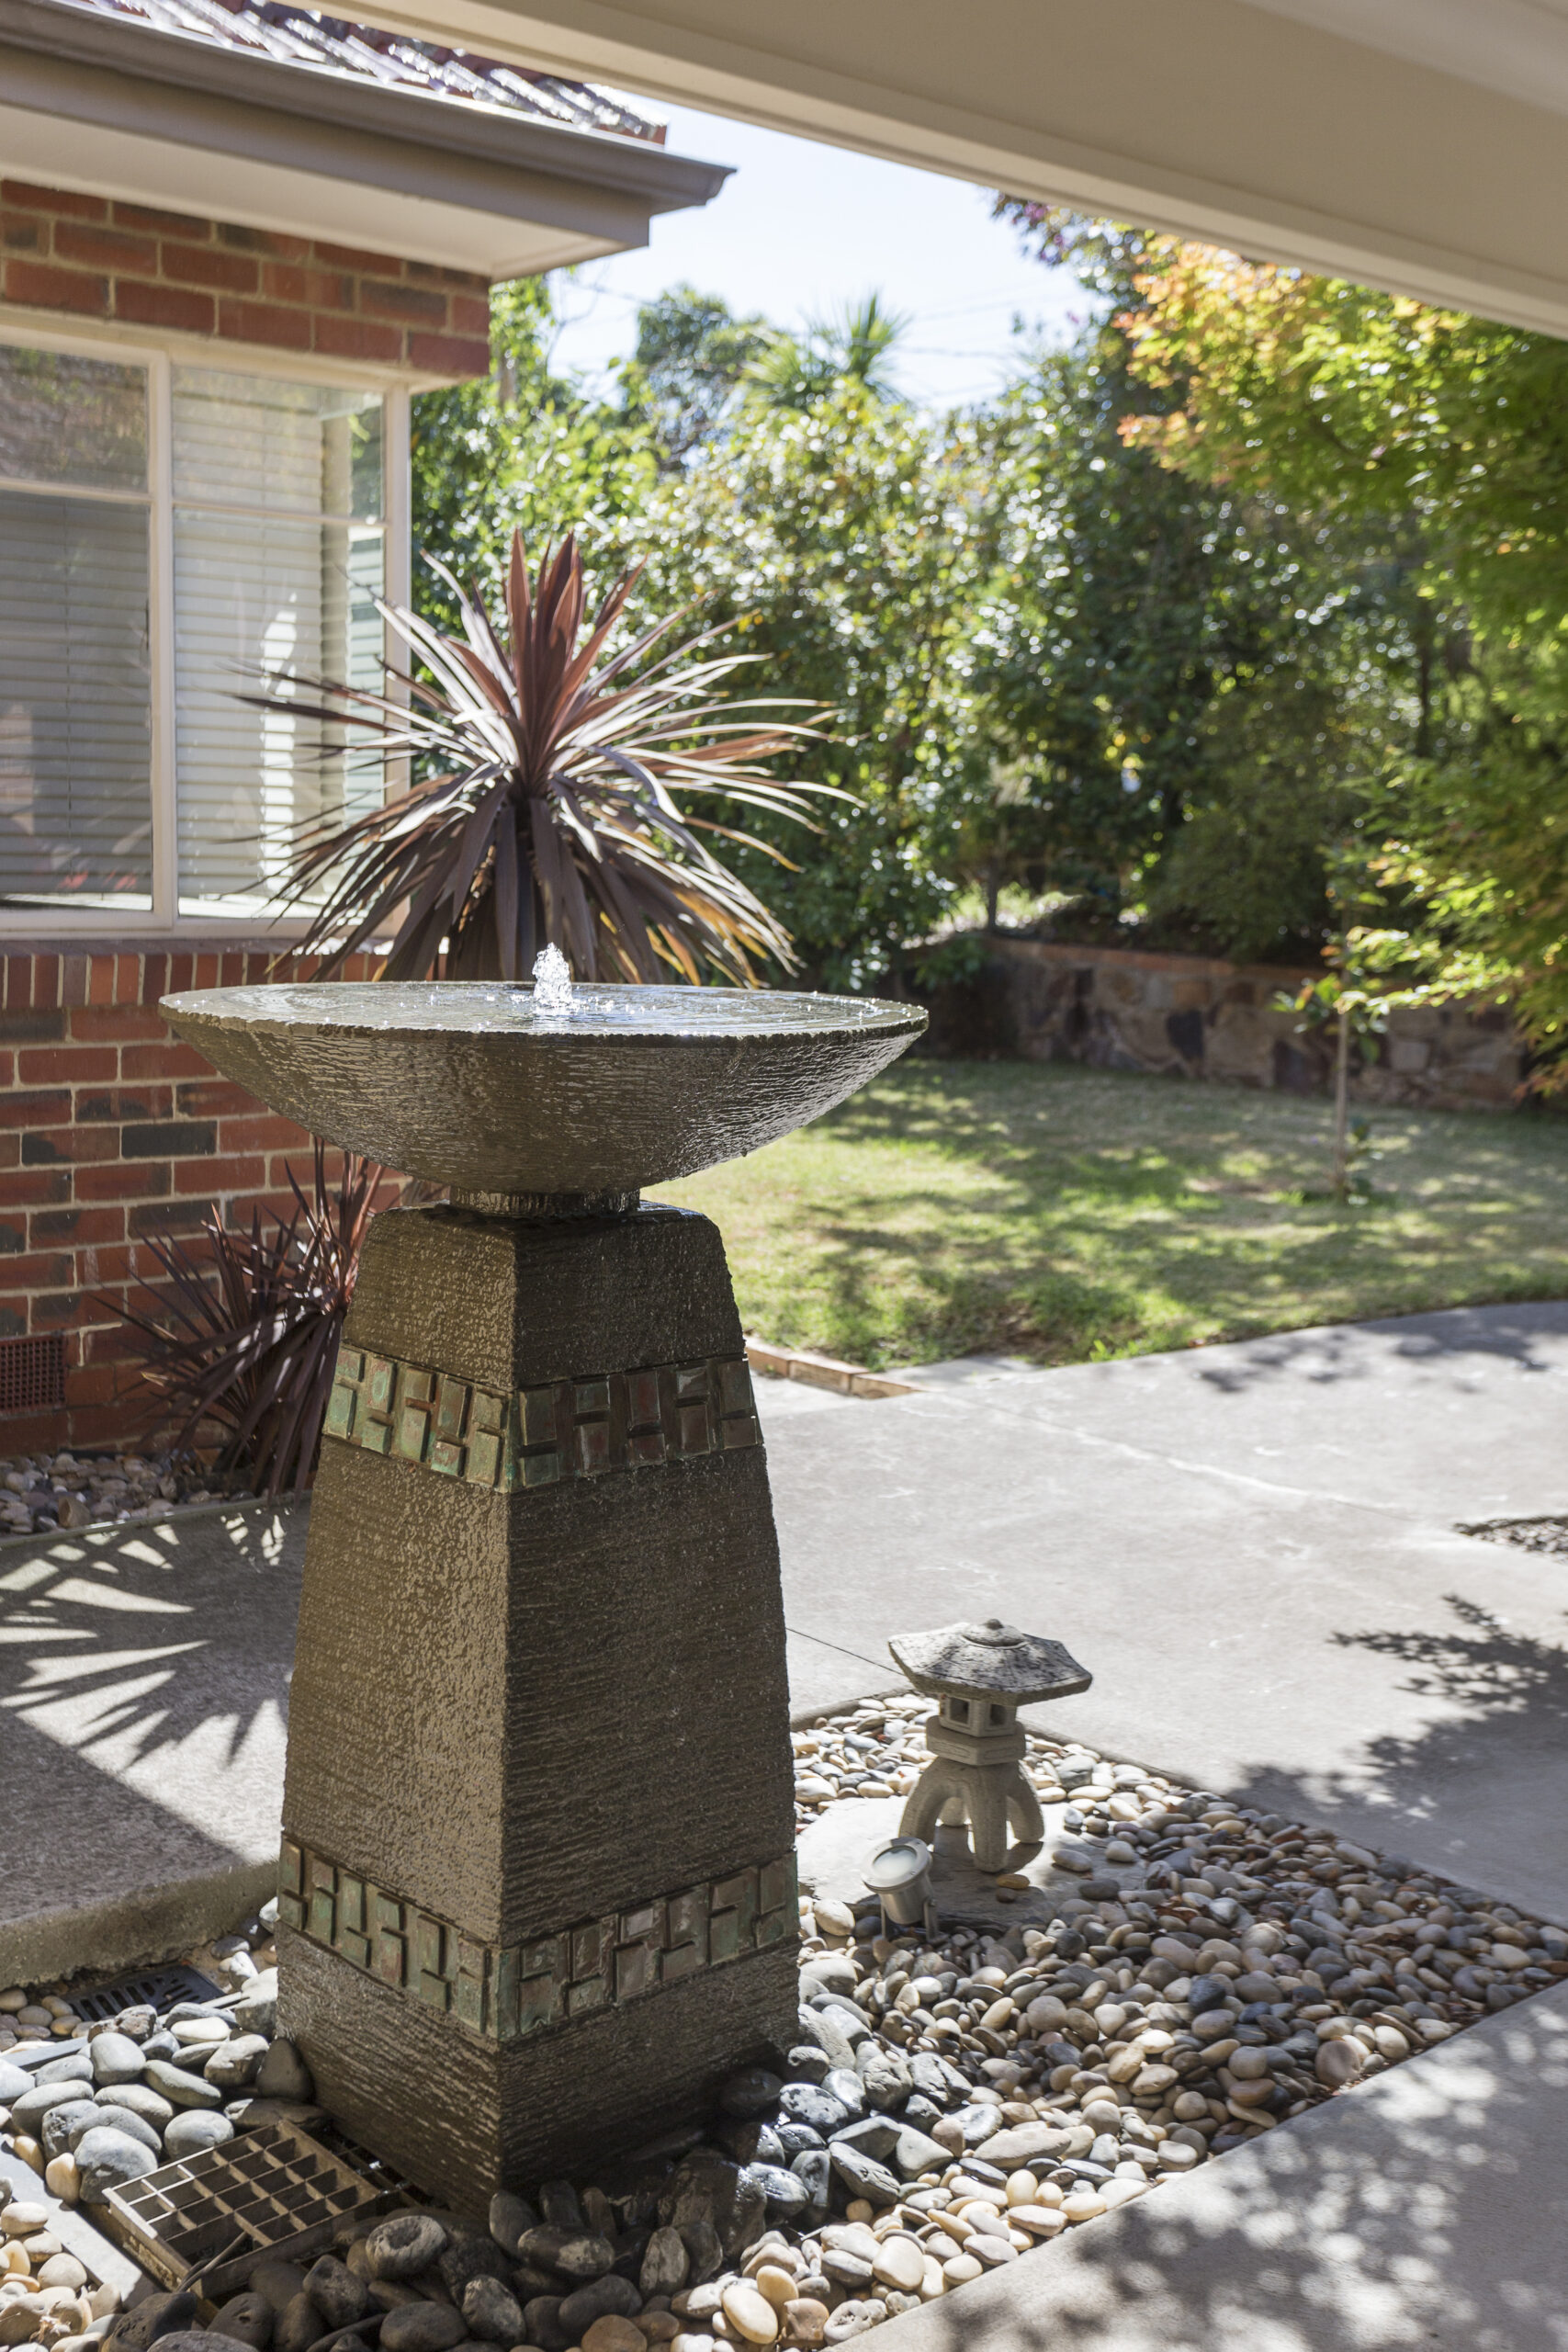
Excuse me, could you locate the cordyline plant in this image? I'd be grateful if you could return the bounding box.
[266,529,833,982]
[107,1148,382,1496]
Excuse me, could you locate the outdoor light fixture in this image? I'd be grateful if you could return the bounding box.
[890,1617,1092,1874]
[863,1834,938,1939]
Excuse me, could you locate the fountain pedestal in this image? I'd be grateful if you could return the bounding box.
[274,1198,797,2206]
[160,974,924,2213]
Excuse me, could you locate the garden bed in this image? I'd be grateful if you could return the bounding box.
[2,1702,1562,2351]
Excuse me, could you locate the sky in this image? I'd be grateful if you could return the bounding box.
[546,103,1092,412]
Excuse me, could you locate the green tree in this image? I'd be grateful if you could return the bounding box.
[617,285,770,468]
[742,293,910,413]
[1106,231,1568,1071]
[412,277,657,629]
[634,376,1002,989]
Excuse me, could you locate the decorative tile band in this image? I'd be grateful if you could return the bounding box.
[277,1841,797,2041]
[323,1348,760,1490]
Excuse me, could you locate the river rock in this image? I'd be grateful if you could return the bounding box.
[557,2275,641,2340]
[515,2225,616,2281]
[521,2298,571,2352]
[460,2275,522,2342]
[209,2295,274,2349]
[231,1973,278,2037]
[305,2259,369,2331]
[827,2145,900,2208]
[41,2100,100,2161]
[98,2084,173,2130]
[141,2062,220,2110]
[366,2215,448,2281]
[718,2067,784,2120]
[87,2035,145,2088]
[378,2304,468,2352]
[75,2126,158,2201]
[639,2228,687,2297]
[164,2111,234,2158]
[254,2042,313,2102]
[205,2036,269,2093]
[486,2191,537,2257]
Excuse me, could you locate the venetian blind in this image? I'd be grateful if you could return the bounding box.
[172,371,385,912]
[0,492,153,908]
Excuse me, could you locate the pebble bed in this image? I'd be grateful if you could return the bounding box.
[0,1453,223,1541]
[3,1702,1565,2352]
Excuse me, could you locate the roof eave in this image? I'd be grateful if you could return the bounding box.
[0,0,729,257]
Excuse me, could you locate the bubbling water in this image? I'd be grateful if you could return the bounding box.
[531,943,573,1015]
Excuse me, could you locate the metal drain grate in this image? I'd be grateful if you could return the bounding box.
[101,2120,391,2297]
[0,1333,64,1416]
[71,1964,224,2024]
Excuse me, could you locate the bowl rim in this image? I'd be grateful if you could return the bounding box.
[160,979,928,1044]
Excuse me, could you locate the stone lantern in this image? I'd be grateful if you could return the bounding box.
[890,1617,1091,1873]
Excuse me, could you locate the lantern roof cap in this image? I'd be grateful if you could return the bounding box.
[889,1618,1091,1706]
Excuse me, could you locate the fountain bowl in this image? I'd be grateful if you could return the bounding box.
[161,981,926,1202]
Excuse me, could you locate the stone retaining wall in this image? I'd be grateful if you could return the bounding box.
[0,941,389,1453]
[920,936,1525,1110]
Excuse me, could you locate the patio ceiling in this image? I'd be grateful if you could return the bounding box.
[349,0,1568,334]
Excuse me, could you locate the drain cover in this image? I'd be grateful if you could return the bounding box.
[71,1965,224,2023]
[101,2119,392,2296]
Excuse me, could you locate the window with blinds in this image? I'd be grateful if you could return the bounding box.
[0,347,153,908]
[173,371,386,915]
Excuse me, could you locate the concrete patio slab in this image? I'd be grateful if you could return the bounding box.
[9,1300,1568,1980]
[0,1498,302,1984]
[871,1974,1568,2352]
[768,1302,1568,1923]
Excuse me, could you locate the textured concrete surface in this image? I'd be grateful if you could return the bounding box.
[872,1977,1568,2352]
[772,1301,1568,1924]
[11,1298,1568,1964]
[0,1499,301,1984]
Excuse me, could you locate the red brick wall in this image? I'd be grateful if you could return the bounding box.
[0,181,491,377]
[0,944,400,1456]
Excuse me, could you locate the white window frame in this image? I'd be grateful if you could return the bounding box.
[0,314,412,938]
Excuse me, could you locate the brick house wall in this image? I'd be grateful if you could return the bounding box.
[0,177,494,1456]
[0,179,491,376]
[0,945,402,1457]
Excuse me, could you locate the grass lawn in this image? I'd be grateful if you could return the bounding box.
[651,1058,1568,1370]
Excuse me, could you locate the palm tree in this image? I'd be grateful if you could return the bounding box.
[743,292,910,412]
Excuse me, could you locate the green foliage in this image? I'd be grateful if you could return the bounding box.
[741,293,910,413]
[411,278,657,628]
[632,377,1003,989]
[1095,231,1568,1075]
[616,284,770,468]
[971,226,1416,954]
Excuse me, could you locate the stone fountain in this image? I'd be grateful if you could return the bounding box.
[161,964,923,2212]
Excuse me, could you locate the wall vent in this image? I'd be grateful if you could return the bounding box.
[0,1334,64,1416]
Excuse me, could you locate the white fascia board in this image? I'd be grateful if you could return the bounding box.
[0,0,728,276]
[0,88,632,276]
[351,0,1568,336]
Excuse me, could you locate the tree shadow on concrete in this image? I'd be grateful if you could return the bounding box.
[0,1504,304,1949]
[1211,1591,1568,1916]
[879,1982,1568,2350]
[1189,1298,1568,1394]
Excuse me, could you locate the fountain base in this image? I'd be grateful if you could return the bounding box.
[276,1199,798,2209]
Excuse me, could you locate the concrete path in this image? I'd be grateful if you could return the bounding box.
[772,1300,1568,1923]
[873,1976,1568,2352]
[7,1295,1568,1956]
[6,1298,1568,2352]
[0,1499,300,1984]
